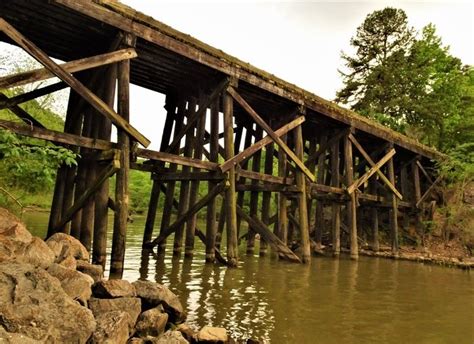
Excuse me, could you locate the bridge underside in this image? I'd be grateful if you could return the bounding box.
[0,0,443,276]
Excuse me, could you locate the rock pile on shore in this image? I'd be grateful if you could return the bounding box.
[0,208,230,343]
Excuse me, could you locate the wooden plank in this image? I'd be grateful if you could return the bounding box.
[236,206,301,263]
[236,183,299,193]
[0,119,114,150]
[145,182,225,248]
[136,148,219,171]
[346,148,396,195]
[0,19,150,147]
[416,176,442,208]
[310,183,345,195]
[0,48,137,90]
[53,161,119,231]
[227,87,315,182]
[348,133,403,200]
[219,116,305,173]
[152,171,224,181]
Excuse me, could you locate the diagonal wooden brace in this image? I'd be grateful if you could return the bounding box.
[53,160,120,231]
[0,82,68,110]
[0,94,46,128]
[0,18,150,147]
[416,175,442,208]
[219,115,305,173]
[347,148,396,195]
[416,160,435,184]
[305,128,350,166]
[145,182,226,248]
[227,86,315,182]
[348,133,403,200]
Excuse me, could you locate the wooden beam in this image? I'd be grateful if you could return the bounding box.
[145,182,226,248]
[0,119,114,150]
[53,161,119,231]
[236,206,301,263]
[0,83,68,110]
[227,87,316,182]
[136,148,219,171]
[0,19,150,147]
[416,160,435,185]
[0,94,46,128]
[152,171,224,181]
[236,184,299,193]
[0,48,137,90]
[416,176,442,208]
[236,167,293,185]
[219,116,305,173]
[348,133,403,200]
[306,128,350,166]
[346,148,396,195]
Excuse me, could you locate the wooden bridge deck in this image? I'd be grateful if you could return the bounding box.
[0,0,443,276]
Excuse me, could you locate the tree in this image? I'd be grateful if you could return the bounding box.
[336,7,414,128]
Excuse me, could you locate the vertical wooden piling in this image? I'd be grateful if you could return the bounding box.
[387,145,399,254]
[236,127,253,236]
[294,124,310,263]
[205,98,219,262]
[412,159,423,243]
[400,165,411,234]
[260,132,275,256]
[247,127,263,254]
[277,134,288,244]
[369,178,379,252]
[344,133,358,260]
[110,43,132,277]
[223,88,238,267]
[330,137,341,256]
[315,134,327,249]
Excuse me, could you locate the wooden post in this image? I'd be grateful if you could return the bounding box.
[224,87,238,267]
[369,177,379,252]
[294,124,310,263]
[260,136,275,256]
[247,127,262,254]
[330,137,341,256]
[236,126,253,236]
[400,165,411,234]
[412,159,423,244]
[185,95,208,257]
[277,134,288,244]
[143,95,176,244]
[173,98,197,256]
[110,35,133,277]
[387,145,399,255]
[205,98,219,262]
[315,134,327,249]
[344,133,358,260]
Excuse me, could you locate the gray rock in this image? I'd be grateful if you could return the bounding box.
[89,297,142,326]
[155,331,189,344]
[91,310,133,344]
[76,260,103,282]
[47,263,93,305]
[46,233,89,261]
[135,306,169,338]
[93,279,136,298]
[0,262,95,343]
[132,280,186,323]
[196,326,228,343]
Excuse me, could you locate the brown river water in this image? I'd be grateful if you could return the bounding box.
[23,211,473,344]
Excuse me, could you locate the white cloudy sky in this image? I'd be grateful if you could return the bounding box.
[119,0,473,149]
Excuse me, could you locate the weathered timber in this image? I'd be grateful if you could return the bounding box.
[247,127,263,254]
[227,87,316,182]
[277,134,289,244]
[136,148,219,171]
[306,128,350,167]
[219,116,305,173]
[0,19,149,147]
[344,134,358,259]
[0,82,68,110]
[236,184,299,193]
[417,176,442,208]
[236,126,253,237]
[314,134,327,249]
[0,48,137,89]
[416,160,435,185]
[331,137,341,256]
[236,206,301,263]
[387,145,399,254]
[400,165,411,234]
[412,160,423,239]
[152,171,225,181]
[0,94,46,128]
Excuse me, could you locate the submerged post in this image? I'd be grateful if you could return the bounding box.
[387,144,399,255]
[344,132,358,260]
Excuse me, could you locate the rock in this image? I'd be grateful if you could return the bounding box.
[55,244,77,270]
[155,331,189,344]
[0,208,32,243]
[135,306,169,338]
[91,310,133,344]
[76,260,103,282]
[176,323,197,342]
[23,237,55,269]
[46,233,89,261]
[128,338,145,344]
[196,326,228,343]
[89,297,142,326]
[93,279,136,298]
[0,262,95,343]
[47,263,93,305]
[133,280,186,323]
[0,327,42,343]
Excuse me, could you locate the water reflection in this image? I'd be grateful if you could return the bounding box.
[23,212,474,343]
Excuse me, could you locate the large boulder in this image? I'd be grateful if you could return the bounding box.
[155,331,189,344]
[0,208,32,244]
[88,297,142,326]
[0,327,41,344]
[196,326,228,343]
[132,280,186,323]
[76,260,103,282]
[47,263,93,305]
[135,305,169,338]
[0,262,96,343]
[45,233,89,262]
[92,279,136,298]
[0,235,55,269]
[91,310,133,344]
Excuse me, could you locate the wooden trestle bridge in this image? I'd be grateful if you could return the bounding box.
[0,1,444,276]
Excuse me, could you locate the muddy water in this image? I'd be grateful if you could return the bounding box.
[24,211,473,343]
